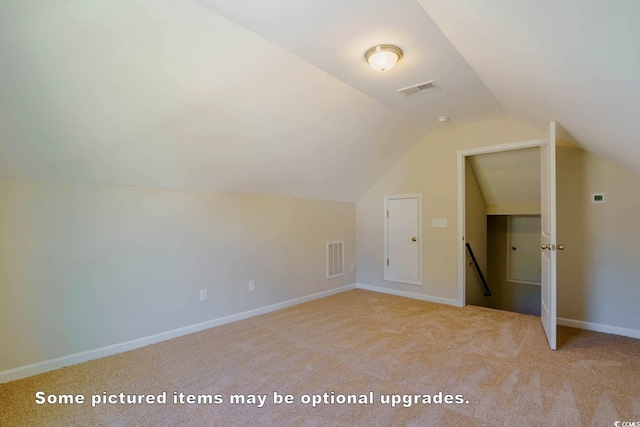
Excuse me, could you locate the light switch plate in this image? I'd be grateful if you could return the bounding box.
[431,218,447,228]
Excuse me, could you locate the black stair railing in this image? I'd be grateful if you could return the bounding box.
[465,243,491,297]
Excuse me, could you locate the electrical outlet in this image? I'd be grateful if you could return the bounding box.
[199,288,207,302]
[431,218,447,228]
[248,280,255,292]
[350,263,355,272]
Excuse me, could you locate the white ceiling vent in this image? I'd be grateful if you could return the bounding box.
[398,80,439,96]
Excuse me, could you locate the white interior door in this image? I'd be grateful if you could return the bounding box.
[385,195,422,285]
[540,122,557,350]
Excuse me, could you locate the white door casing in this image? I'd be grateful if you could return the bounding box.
[540,122,558,350]
[455,124,557,349]
[457,138,542,306]
[384,194,422,285]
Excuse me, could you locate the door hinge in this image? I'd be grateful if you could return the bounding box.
[386,210,389,218]
[387,259,389,266]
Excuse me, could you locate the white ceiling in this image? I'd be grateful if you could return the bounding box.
[1,0,638,202]
[195,0,505,125]
[419,0,640,176]
[469,148,540,207]
[0,0,427,201]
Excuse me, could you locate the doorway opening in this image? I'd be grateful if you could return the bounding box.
[458,122,561,350]
[457,139,542,316]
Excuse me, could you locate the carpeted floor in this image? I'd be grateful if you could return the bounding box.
[1,289,639,426]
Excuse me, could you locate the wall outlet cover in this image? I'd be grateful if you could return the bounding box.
[199,288,208,302]
[431,218,447,228]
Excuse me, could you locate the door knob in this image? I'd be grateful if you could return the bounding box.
[557,244,565,250]
[411,237,417,242]
[541,244,550,250]
[511,246,517,251]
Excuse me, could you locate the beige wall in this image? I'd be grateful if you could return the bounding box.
[464,159,491,307]
[356,116,640,332]
[486,215,541,315]
[0,178,355,372]
[3,118,637,374]
[356,117,543,301]
[557,144,640,330]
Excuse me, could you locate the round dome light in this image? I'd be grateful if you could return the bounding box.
[364,45,403,72]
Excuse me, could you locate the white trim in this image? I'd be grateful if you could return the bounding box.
[457,151,466,306]
[0,283,356,384]
[457,139,543,308]
[356,284,640,340]
[459,139,542,157]
[383,193,423,286]
[558,318,640,340]
[356,283,461,307]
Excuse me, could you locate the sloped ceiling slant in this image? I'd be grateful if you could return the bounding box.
[419,0,640,176]
[0,0,428,202]
[194,0,505,128]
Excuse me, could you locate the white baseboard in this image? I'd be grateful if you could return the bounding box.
[356,285,640,340]
[355,283,461,307]
[7,284,634,385]
[0,283,356,384]
[557,317,640,340]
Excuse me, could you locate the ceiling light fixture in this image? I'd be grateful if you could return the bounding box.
[364,45,403,72]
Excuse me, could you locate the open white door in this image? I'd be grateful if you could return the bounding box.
[540,121,557,350]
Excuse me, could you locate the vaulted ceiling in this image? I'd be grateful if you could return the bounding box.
[1,0,638,202]
[419,0,640,175]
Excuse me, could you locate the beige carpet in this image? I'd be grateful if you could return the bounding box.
[1,289,639,426]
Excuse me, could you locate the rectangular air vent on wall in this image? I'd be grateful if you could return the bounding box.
[326,240,344,279]
[398,80,440,96]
